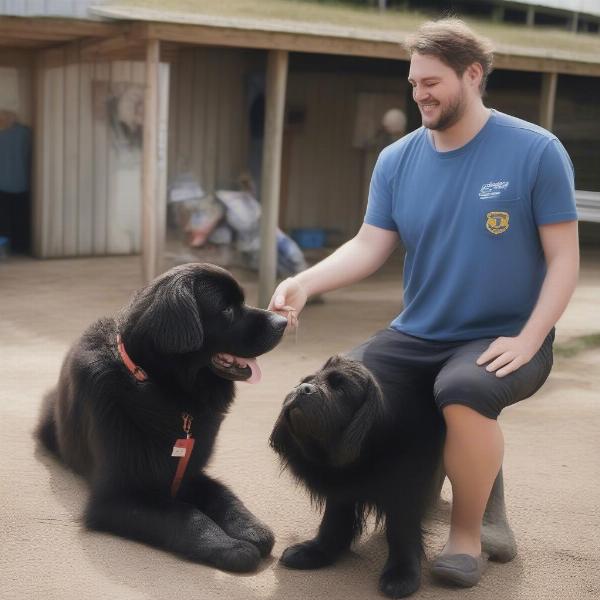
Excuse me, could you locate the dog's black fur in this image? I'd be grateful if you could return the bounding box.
[270,355,445,598]
[36,263,287,572]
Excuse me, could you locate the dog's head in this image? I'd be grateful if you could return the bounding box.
[118,263,287,383]
[270,355,385,469]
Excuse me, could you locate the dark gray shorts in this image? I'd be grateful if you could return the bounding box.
[345,328,555,420]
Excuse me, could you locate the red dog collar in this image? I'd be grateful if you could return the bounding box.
[117,334,148,382]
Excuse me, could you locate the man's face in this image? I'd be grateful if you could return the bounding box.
[408,53,470,131]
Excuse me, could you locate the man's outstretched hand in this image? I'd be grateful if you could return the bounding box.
[268,278,308,331]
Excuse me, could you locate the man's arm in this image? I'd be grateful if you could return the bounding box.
[268,223,399,322]
[477,220,579,377]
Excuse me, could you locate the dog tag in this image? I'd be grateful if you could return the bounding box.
[170,437,195,498]
[171,440,187,456]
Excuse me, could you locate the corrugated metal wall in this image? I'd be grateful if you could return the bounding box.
[0,50,34,125]
[33,45,169,258]
[0,0,101,18]
[284,72,406,242]
[168,47,251,195]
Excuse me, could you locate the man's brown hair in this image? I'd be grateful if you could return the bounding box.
[404,18,494,93]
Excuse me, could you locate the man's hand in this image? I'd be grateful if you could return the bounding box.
[268,278,307,331]
[476,334,544,378]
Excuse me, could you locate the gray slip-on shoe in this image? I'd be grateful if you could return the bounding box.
[430,553,488,587]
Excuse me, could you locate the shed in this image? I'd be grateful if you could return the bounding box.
[1,0,599,304]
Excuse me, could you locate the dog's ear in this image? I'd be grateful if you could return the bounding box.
[133,274,204,354]
[329,375,385,467]
[323,354,345,370]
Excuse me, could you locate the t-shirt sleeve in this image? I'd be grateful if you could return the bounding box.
[364,152,397,231]
[531,139,578,225]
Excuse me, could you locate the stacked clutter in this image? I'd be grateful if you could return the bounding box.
[167,173,308,277]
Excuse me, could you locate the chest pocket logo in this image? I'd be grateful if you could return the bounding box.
[486,211,510,235]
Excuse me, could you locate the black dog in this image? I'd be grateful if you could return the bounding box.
[270,355,516,598]
[270,355,442,597]
[37,263,287,572]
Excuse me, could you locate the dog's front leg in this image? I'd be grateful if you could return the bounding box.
[379,507,423,599]
[180,473,274,557]
[280,499,358,569]
[84,492,261,572]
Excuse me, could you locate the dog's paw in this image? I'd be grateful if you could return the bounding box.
[481,520,518,563]
[280,540,337,570]
[205,539,262,573]
[232,522,275,558]
[379,562,421,598]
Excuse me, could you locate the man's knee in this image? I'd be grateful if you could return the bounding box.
[441,403,497,427]
[435,370,502,421]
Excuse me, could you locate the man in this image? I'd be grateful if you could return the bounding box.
[269,18,579,588]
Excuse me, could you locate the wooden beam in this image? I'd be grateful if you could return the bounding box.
[80,34,142,60]
[141,39,161,284]
[138,22,600,78]
[493,53,600,77]
[258,50,288,309]
[141,22,409,61]
[539,72,558,131]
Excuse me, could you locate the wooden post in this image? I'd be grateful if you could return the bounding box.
[526,6,535,27]
[492,6,505,22]
[32,51,45,258]
[539,72,558,131]
[258,50,288,308]
[570,12,579,33]
[141,38,160,283]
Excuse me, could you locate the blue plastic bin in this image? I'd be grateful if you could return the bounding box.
[291,228,326,249]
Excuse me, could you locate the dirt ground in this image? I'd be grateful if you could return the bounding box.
[1,247,599,600]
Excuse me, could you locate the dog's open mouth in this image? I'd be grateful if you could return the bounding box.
[210,353,262,384]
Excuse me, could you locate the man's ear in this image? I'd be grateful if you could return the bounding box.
[330,376,385,467]
[466,62,483,91]
[134,275,204,354]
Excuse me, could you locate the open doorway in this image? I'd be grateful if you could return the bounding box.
[0,62,32,257]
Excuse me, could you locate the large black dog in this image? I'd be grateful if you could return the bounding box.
[270,355,516,598]
[37,263,287,572]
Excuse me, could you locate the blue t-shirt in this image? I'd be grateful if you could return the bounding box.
[365,110,577,342]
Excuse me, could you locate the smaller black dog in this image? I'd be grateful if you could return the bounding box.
[37,263,287,572]
[270,355,517,598]
[270,355,445,598]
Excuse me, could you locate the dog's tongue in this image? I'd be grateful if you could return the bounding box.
[240,357,261,384]
[214,353,262,384]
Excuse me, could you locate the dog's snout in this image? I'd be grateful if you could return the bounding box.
[298,382,317,395]
[269,312,288,331]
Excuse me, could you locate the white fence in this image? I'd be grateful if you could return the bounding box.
[576,190,600,223]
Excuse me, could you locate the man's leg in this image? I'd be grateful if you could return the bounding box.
[440,404,504,557]
[430,333,554,585]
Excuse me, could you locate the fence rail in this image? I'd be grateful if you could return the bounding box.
[576,190,600,223]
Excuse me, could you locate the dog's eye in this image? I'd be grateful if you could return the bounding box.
[222,307,234,321]
[326,372,345,389]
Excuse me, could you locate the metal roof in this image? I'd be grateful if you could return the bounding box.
[0,0,104,18]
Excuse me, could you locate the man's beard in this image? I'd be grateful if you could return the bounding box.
[422,87,467,131]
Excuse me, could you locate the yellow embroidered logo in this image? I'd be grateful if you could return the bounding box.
[486,211,510,235]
